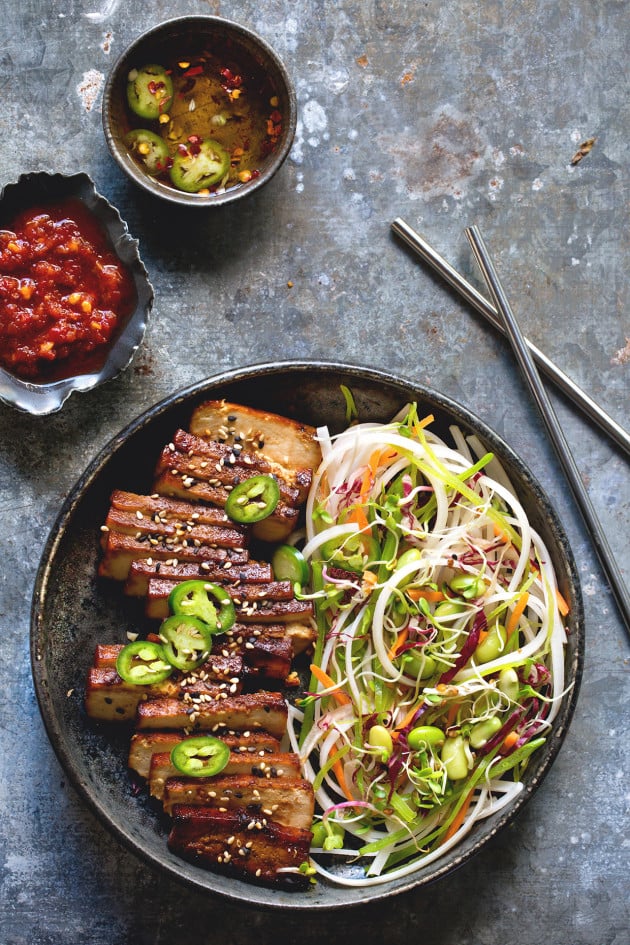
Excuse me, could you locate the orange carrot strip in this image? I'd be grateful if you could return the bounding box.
[502,731,519,752]
[406,588,445,603]
[310,663,351,706]
[332,753,354,802]
[506,591,529,638]
[555,588,570,617]
[413,413,435,436]
[442,788,474,843]
[388,626,409,659]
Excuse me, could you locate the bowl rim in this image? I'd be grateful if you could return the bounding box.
[0,170,154,415]
[30,359,585,909]
[102,14,298,207]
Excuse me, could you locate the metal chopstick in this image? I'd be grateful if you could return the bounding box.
[465,223,630,634]
[391,217,630,460]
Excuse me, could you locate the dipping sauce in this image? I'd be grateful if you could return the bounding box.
[123,42,284,196]
[0,199,136,381]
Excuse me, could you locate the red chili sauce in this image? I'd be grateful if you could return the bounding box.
[0,198,137,381]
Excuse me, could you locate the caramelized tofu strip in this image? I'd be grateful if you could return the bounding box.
[84,652,244,722]
[136,691,288,737]
[162,774,315,829]
[144,577,313,623]
[129,730,281,779]
[98,530,249,581]
[153,470,299,543]
[124,557,272,597]
[218,620,316,659]
[167,806,312,887]
[149,750,302,800]
[108,489,235,527]
[153,430,302,542]
[103,506,247,549]
[189,399,321,495]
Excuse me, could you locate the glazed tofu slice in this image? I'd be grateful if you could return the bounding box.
[84,652,245,722]
[189,400,321,494]
[162,774,315,829]
[98,530,249,581]
[106,490,240,533]
[124,557,273,597]
[144,576,313,624]
[149,749,302,799]
[167,806,313,887]
[135,691,289,737]
[128,730,282,779]
[152,429,303,542]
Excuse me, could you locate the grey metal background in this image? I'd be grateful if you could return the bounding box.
[0,1,627,943]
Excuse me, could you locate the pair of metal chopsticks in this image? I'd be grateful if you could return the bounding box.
[391,217,629,632]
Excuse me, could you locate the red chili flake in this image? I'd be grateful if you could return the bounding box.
[270,110,282,123]
[165,156,174,169]
[251,169,261,179]
[187,135,202,155]
[183,65,204,77]
[177,143,189,156]
[148,80,165,96]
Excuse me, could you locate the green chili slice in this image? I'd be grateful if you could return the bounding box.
[168,579,236,632]
[159,614,213,671]
[116,640,173,685]
[170,735,230,777]
[225,474,280,524]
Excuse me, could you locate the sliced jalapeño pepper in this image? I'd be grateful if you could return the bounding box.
[159,614,213,671]
[126,64,174,120]
[271,544,310,585]
[116,640,173,685]
[170,735,230,777]
[168,579,236,633]
[225,474,280,524]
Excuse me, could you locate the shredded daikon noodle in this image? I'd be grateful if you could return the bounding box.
[289,403,569,886]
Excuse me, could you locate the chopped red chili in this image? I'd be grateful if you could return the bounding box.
[0,199,136,381]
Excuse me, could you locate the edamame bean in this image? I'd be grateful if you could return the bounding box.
[407,725,445,750]
[396,548,423,570]
[475,623,507,663]
[441,734,470,780]
[433,599,467,621]
[403,650,437,679]
[498,667,520,702]
[449,573,487,599]
[368,724,393,761]
[469,716,502,748]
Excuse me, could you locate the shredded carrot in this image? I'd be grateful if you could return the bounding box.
[446,701,459,727]
[406,587,445,603]
[502,731,519,752]
[412,413,435,436]
[506,591,529,638]
[477,628,489,646]
[388,626,409,659]
[310,663,351,706]
[442,788,474,843]
[555,588,570,617]
[396,701,423,732]
[345,505,370,531]
[332,752,355,802]
[492,522,510,543]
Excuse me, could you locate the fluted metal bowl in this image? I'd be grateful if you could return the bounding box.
[0,171,153,415]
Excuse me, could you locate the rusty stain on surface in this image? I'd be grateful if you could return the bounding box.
[570,137,596,165]
[102,30,113,54]
[77,69,104,111]
[400,68,415,85]
[611,338,630,365]
[356,54,368,67]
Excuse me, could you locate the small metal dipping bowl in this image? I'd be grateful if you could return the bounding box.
[102,16,297,207]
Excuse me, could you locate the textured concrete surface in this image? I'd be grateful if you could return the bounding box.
[0,1,628,943]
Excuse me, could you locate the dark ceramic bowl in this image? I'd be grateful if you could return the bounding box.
[0,172,153,415]
[103,16,297,207]
[30,361,584,910]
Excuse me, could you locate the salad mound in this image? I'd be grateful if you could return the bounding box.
[289,403,569,887]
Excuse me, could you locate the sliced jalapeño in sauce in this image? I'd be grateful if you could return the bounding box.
[170,735,230,777]
[116,640,173,685]
[168,579,236,633]
[225,474,280,524]
[126,64,174,120]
